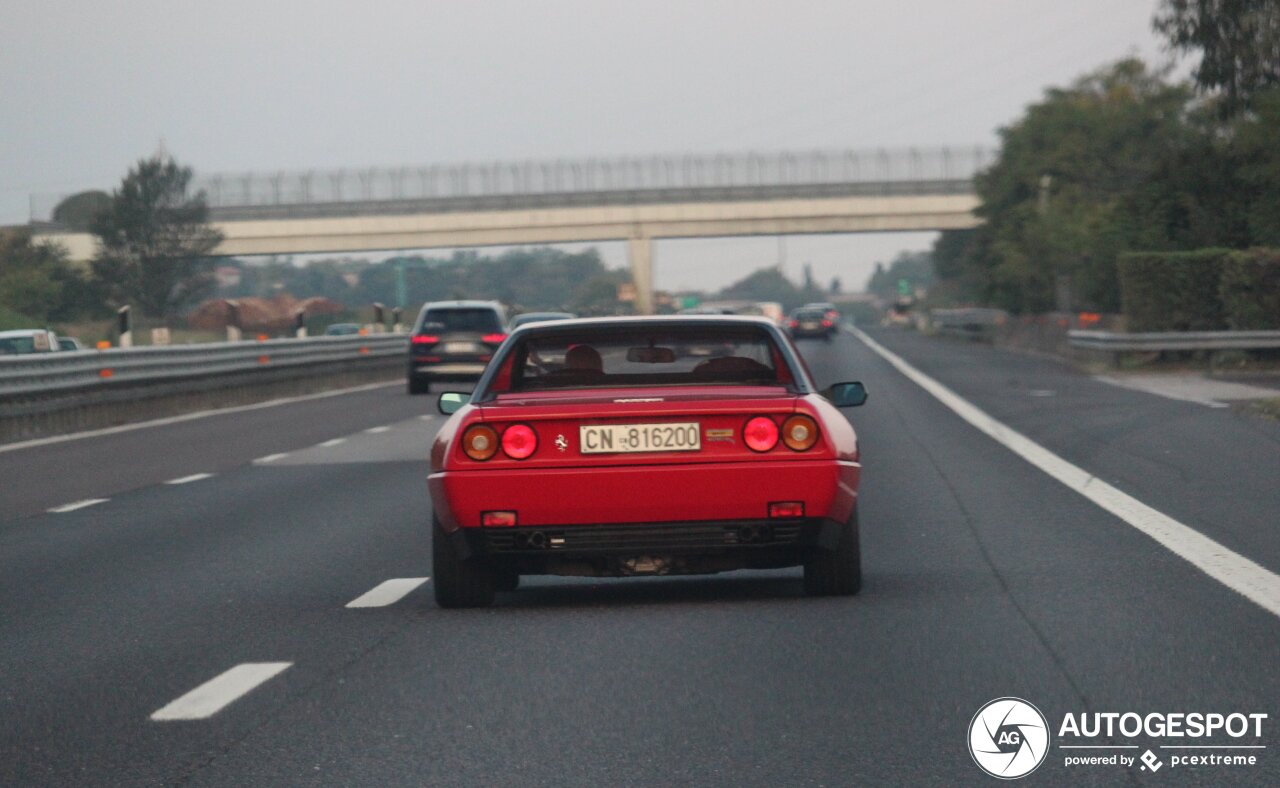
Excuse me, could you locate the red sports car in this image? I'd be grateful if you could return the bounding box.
[427,316,868,607]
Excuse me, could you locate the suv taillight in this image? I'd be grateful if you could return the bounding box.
[482,333,507,344]
[412,335,439,345]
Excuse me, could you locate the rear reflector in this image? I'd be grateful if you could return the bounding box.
[482,511,517,527]
[769,501,804,519]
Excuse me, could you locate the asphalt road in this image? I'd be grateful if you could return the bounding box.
[1,329,1277,786]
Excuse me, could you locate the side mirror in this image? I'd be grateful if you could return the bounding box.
[437,391,470,415]
[823,381,868,407]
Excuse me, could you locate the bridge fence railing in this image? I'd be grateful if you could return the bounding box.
[31,147,991,222]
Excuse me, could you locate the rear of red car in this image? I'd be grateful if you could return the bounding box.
[427,317,865,607]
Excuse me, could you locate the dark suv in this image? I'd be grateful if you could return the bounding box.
[407,301,508,395]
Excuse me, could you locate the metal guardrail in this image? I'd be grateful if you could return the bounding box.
[1068,330,1280,352]
[30,147,992,223]
[0,334,407,399]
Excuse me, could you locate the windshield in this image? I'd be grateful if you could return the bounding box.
[494,325,793,392]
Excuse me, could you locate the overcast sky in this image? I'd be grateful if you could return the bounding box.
[2,0,1174,293]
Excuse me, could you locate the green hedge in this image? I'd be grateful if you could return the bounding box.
[1220,249,1280,330]
[1118,250,1231,331]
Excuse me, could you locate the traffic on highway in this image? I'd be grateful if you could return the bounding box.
[2,320,1278,785]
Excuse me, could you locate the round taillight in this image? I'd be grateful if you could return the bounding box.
[501,423,538,459]
[782,414,819,451]
[743,416,779,452]
[462,424,498,461]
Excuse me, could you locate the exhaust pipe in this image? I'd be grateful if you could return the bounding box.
[527,531,548,549]
[739,525,760,543]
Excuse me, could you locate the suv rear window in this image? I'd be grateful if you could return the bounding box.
[420,308,502,333]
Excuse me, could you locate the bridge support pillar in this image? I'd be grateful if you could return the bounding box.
[628,235,654,315]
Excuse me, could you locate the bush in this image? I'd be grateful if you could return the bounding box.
[1220,249,1280,329]
[1117,250,1230,331]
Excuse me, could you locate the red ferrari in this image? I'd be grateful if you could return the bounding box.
[427,316,868,607]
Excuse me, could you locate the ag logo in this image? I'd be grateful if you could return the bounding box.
[968,697,1050,779]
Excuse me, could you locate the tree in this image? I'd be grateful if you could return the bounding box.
[0,228,94,323]
[939,59,1200,312]
[866,251,935,301]
[90,156,224,320]
[1154,0,1280,116]
[51,190,111,231]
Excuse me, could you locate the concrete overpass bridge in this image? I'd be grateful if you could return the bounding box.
[37,147,989,313]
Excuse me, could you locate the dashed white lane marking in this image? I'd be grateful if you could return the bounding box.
[150,662,293,721]
[254,453,289,464]
[318,438,346,448]
[165,473,213,485]
[48,498,109,513]
[345,577,430,608]
[418,415,434,421]
[0,381,398,455]
[850,326,1280,619]
[365,426,391,434]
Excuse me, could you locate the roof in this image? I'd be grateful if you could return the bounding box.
[509,314,781,336]
[422,300,504,309]
[0,329,52,338]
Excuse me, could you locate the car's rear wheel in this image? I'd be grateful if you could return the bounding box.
[432,515,495,608]
[407,376,429,395]
[803,506,861,596]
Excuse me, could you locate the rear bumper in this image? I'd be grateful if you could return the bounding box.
[429,458,859,530]
[408,361,487,379]
[448,518,844,576]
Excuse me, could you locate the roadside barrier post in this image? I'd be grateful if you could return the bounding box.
[117,306,133,348]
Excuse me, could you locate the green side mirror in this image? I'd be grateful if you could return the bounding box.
[437,392,470,415]
[824,381,868,407]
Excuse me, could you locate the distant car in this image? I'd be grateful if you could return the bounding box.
[427,315,868,607]
[0,329,62,356]
[57,336,84,351]
[788,308,836,340]
[508,311,575,330]
[803,302,841,325]
[407,300,508,395]
[324,323,363,336]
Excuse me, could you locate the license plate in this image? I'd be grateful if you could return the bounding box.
[802,322,817,329]
[579,422,701,454]
[444,341,477,353]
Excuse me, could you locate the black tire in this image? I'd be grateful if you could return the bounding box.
[803,507,862,596]
[407,376,430,395]
[494,569,520,593]
[432,515,495,608]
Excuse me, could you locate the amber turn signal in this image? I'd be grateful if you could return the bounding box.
[462,424,499,461]
[781,415,819,451]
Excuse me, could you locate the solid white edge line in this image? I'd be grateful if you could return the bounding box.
[150,662,292,721]
[165,473,213,485]
[848,326,1280,619]
[254,453,289,464]
[318,438,346,447]
[0,381,398,456]
[47,498,109,513]
[345,577,431,608]
[365,426,391,433]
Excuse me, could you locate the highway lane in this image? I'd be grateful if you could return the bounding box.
[0,332,1277,785]
[0,382,427,520]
